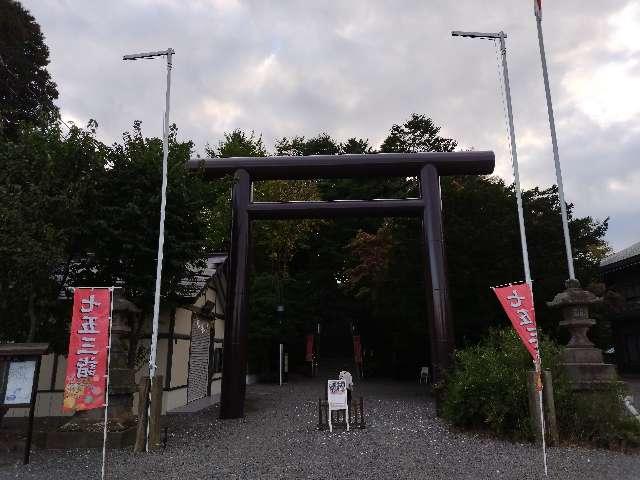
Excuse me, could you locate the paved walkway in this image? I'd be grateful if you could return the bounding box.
[2,376,640,479]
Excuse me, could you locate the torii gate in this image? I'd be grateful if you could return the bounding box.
[188,151,495,419]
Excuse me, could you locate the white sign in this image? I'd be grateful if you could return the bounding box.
[327,379,349,432]
[328,379,347,409]
[3,360,36,405]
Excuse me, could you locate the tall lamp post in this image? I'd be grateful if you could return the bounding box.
[451,31,531,285]
[452,31,548,475]
[123,47,174,451]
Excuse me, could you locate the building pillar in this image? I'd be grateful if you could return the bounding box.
[420,164,455,382]
[220,169,251,419]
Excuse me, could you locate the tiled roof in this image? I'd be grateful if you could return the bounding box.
[179,254,228,298]
[600,241,640,268]
[58,254,228,300]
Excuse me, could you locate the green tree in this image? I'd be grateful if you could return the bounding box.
[0,121,106,348]
[80,121,218,365]
[344,115,610,355]
[0,0,59,138]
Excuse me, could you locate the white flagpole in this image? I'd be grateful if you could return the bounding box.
[534,1,575,280]
[101,287,115,480]
[529,283,548,477]
[500,33,548,473]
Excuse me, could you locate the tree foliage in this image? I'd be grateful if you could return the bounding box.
[0,121,105,348]
[77,121,218,365]
[0,0,59,138]
[442,328,640,449]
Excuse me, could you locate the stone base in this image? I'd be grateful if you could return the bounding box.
[561,362,617,389]
[561,347,605,364]
[33,426,136,449]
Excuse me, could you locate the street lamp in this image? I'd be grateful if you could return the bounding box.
[451,31,531,286]
[452,31,547,474]
[123,47,174,452]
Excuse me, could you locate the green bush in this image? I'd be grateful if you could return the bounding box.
[441,328,640,450]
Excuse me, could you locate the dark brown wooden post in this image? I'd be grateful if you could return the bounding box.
[220,169,252,419]
[420,164,454,382]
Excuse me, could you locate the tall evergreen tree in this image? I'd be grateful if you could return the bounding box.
[0,0,59,138]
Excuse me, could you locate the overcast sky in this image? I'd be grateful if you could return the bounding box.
[23,0,640,252]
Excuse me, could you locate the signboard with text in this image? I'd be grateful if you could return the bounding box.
[327,379,347,410]
[62,288,112,412]
[3,360,36,405]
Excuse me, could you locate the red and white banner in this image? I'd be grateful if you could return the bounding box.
[492,282,539,361]
[353,335,363,365]
[534,0,542,19]
[305,334,314,362]
[63,288,112,412]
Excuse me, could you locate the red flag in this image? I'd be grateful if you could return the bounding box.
[492,282,539,360]
[353,335,363,364]
[63,288,112,412]
[534,0,542,19]
[305,334,314,362]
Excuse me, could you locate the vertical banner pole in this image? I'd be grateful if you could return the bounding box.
[535,359,548,476]
[529,279,548,476]
[101,287,115,480]
[534,8,575,280]
[500,31,549,474]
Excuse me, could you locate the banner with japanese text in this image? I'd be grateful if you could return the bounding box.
[353,335,362,364]
[305,334,314,362]
[63,288,112,412]
[492,282,539,361]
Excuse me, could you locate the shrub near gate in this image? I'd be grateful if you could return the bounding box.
[441,328,640,449]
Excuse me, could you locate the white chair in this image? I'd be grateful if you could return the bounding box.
[419,366,429,384]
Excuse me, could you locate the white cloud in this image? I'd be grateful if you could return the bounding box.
[189,98,244,134]
[608,2,640,53]
[21,0,639,251]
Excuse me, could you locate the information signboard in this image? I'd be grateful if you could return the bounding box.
[3,360,36,405]
[0,342,48,465]
[327,379,349,432]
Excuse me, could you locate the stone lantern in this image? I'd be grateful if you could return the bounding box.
[547,279,616,389]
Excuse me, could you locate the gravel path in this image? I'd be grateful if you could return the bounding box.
[2,376,639,479]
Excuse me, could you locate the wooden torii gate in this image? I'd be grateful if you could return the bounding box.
[188,151,495,419]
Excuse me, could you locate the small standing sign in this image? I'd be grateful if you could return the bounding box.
[327,379,349,432]
[0,343,49,465]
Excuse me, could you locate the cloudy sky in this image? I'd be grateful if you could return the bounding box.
[23,0,640,252]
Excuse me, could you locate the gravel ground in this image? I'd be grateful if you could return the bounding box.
[2,376,640,480]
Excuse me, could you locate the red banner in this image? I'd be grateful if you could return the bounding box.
[353,335,362,364]
[492,282,539,361]
[305,334,314,362]
[63,288,112,412]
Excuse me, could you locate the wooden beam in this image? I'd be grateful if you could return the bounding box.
[188,151,495,180]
